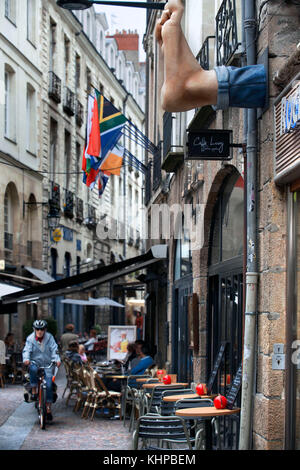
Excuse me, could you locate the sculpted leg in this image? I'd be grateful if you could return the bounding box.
[156,1,266,112]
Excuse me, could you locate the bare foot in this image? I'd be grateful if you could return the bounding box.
[155,1,218,111]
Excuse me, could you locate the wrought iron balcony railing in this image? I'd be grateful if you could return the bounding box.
[63,86,75,116]
[216,0,240,66]
[163,112,172,159]
[48,182,61,216]
[152,146,162,192]
[48,71,61,104]
[75,99,84,127]
[76,197,84,223]
[63,189,74,219]
[162,112,184,173]
[197,36,215,70]
[144,162,152,206]
[85,204,97,229]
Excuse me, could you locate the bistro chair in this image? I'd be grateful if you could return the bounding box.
[62,358,81,404]
[174,398,215,450]
[73,365,90,413]
[122,374,152,426]
[132,414,195,450]
[148,384,186,414]
[160,388,195,416]
[89,371,122,421]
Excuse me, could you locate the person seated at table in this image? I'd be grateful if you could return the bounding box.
[104,345,154,392]
[65,341,83,365]
[83,329,98,353]
[122,342,137,372]
[78,344,88,363]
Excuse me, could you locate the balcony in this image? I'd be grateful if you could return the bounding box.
[48,71,61,104]
[152,146,162,192]
[216,0,240,66]
[63,86,75,117]
[161,112,184,173]
[85,204,97,229]
[76,197,84,223]
[48,182,61,217]
[144,162,152,206]
[197,36,215,71]
[63,189,74,219]
[75,99,84,127]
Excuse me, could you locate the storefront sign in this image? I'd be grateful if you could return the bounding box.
[187,129,232,160]
[274,80,300,184]
[280,83,300,135]
[52,228,62,243]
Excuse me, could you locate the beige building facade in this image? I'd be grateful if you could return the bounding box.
[144,0,300,450]
[0,1,146,341]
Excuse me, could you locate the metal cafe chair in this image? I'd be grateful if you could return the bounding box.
[160,388,195,416]
[148,384,186,414]
[123,375,152,426]
[174,398,220,450]
[132,414,194,450]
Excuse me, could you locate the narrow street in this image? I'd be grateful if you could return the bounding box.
[0,366,133,451]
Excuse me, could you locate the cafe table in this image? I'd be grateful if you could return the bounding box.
[175,406,240,450]
[142,382,189,389]
[162,393,217,402]
[100,374,128,418]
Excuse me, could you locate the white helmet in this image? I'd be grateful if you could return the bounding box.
[33,319,47,330]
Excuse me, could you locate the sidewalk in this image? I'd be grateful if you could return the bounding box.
[0,366,133,450]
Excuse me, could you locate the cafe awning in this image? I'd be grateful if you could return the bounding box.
[0,244,167,313]
[61,297,125,307]
[24,266,55,283]
[0,283,23,299]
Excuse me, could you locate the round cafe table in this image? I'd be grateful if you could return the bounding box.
[175,406,240,450]
[175,406,240,418]
[163,393,217,402]
[142,382,189,389]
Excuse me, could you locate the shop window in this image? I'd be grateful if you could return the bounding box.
[174,229,192,281]
[210,172,244,265]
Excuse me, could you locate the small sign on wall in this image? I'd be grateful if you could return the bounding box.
[187,129,233,160]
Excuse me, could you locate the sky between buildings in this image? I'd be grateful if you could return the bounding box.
[94,4,147,62]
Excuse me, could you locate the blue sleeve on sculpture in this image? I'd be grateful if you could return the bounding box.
[214,64,267,109]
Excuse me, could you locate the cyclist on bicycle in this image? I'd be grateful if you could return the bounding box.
[23,319,61,422]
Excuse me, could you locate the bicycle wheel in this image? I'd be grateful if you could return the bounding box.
[38,384,47,430]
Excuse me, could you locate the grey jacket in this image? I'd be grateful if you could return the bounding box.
[22,332,60,367]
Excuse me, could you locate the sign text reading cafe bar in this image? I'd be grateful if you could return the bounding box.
[280,82,300,135]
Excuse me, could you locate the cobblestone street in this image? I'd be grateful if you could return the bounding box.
[0,366,133,451]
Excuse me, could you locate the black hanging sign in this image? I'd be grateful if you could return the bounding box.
[187,129,233,160]
[226,362,243,410]
[207,342,227,394]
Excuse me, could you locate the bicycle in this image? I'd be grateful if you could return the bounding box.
[30,361,58,430]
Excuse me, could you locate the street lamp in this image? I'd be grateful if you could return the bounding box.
[57,1,166,10]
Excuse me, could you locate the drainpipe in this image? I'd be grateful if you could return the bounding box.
[239,0,259,450]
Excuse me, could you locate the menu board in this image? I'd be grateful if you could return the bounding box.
[226,363,243,410]
[207,342,227,394]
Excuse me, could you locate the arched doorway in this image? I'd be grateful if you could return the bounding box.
[207,170,244,449]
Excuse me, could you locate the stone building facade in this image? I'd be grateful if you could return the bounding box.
[144,0,300,450]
